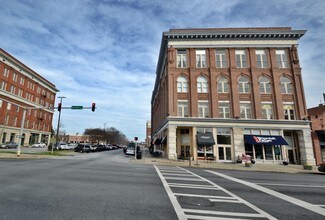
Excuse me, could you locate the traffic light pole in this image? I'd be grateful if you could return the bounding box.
[54,96,66,154]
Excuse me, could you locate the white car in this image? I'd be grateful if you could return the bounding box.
[126,145,135,155]
[32,142,46,148]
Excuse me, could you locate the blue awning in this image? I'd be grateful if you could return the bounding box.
[244,135,288,145]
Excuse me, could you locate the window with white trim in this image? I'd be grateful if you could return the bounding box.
[280,76,292,94]
[10,85,16,94]
[177,100,189,117]
[256,50,268,68]
[20,77,25,85]
[177,50,187,68]
[284,104,295,120]
[197,76,208,93]
[7,103,11,110]
[240,102,252,119]
[219,101,230,118]
[177,76,188,93]
[276,50,288,68]
[238,76,250,93]
[259,76,271,94]
[196,50,206,68]
[217,76,229,93]
[12,72,18,82]
[261,103,273,119]
[198,101,209,118]
[216,49,227,68]
[235,50,247,68]
[0,81,7,91]
[3,68,9,77]
[0,100,2,108]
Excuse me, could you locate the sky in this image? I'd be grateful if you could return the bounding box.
[1,0,324,142]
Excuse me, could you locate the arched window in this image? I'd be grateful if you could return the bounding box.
[259,76,271,94]
[280,76,292,94]
[197,76,208,93]
[218,76,229,93]
[238,76,250,93]
[177,76,188,93]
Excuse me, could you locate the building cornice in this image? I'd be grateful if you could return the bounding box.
[0,48,59,93]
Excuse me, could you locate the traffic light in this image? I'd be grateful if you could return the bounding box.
[91,103,96,112]
[58,103,62,112]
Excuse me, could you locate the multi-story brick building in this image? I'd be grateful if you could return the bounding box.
[145,120,151,147]
[0,48,59,147]
[308,100,325,165]
[151,27,315,165]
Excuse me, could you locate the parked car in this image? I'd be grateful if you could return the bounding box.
[66,143,77,150]
[74,144,91,153]
[32,142,46,148]
[56,142,68,150]
[126,143,135,155]
[0,142,18,149]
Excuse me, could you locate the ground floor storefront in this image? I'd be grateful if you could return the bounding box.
[0,126,51,147]
[152,118,316,165]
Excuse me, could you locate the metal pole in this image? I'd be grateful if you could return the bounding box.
[17,108,26,157]
[54,96,65,154]
[134,141,137,160]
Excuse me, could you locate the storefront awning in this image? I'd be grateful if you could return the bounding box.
[197,132,215,146]
[244,135,288,145]
[154,138,161,145]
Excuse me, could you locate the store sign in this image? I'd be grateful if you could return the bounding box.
[253,136,276,144]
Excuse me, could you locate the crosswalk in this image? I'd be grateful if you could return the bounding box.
[155,165,276,220]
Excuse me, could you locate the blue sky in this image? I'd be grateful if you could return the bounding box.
[1,0,324,141]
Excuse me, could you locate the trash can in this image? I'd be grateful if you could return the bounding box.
[136,152,142,159]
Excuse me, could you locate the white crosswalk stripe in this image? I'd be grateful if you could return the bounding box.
[155,165,276,220]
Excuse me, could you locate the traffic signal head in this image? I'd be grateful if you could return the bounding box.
[91,103,96,112]
[58,103,62,112]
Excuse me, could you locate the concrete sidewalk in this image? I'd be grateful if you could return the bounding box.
[133,154,323,174]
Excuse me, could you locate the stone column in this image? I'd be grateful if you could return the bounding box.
[167,125,177,160]
[233,127,245,161]
[298,129,316,165]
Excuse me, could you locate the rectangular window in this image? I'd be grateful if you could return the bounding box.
[177,101,189,117]
[217,128,231,145]
[256,50,268,68]
[0,81,8,91]
[3,68,9,77]
[196,50,206,68]
[18,89,23,97]
[284,104,295,120]
[0,100,2,108]
[219,102,230,119]
[235,50,247,68]
[10,85,16,94]
[177,50,187,68]
[240,102,252,119]
[7,103,11,110]
[20,77,25,85]
[198,101,209,118]
[12,72,18,82]
[216,50,227,68]
[261,103,273,119]
[276,50,288,68]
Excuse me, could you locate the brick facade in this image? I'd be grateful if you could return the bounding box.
[0,48,58,146]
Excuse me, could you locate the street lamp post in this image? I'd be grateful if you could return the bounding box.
[17,108,27,157]
[54,96,66,154]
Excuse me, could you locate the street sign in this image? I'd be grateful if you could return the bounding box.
[71,106,83,110]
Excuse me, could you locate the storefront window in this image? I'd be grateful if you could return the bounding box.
[245,143,253,157]
[265,146,273,160]
[218,147,224,160]
[255,145,263,159]
[217,128,231,144]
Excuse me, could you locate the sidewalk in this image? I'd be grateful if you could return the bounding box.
[133,154,323,174]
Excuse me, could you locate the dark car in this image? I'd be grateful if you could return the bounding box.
[0,142,18,149]
[74,144,91,153]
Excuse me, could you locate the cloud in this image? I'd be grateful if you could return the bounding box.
[1,0,324,141]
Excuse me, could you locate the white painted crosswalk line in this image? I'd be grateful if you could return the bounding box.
[155,166,276,220]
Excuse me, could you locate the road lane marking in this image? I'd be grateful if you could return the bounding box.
[256,182,325,188]
[185,215,250,220]
[155,166,276,220]
[154,165,187,220]
[174,193,235,199]
[161,173,194,177]
[164,176,206,181]
[206,170,325,217]
[183,209,266,218]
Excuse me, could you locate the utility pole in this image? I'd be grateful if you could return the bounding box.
[54,96,66,154]
[17,108,26,157]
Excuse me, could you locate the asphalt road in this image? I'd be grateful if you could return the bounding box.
[0,149,324,220]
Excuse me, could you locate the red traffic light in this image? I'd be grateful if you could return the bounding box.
[91,103,96,112]
[58,103,62,112]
